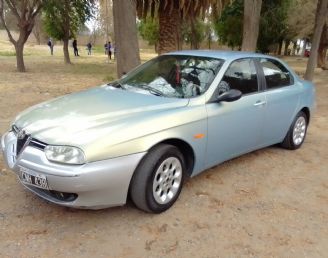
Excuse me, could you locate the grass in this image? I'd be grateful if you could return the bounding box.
[0,50,16,56]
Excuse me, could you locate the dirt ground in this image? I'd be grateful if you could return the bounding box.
[0,42,327,258]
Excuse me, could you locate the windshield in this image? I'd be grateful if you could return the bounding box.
[115,55,224,98]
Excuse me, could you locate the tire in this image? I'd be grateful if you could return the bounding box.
[280,111,308,150]
[130,144,185,213]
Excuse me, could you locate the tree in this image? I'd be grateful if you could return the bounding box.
[214,0,243,50]
[204,21,214,49]
[139,15,209,52]
[99,0,113,40]
[215,0,292,53]
[43,0,94,64]
[241,0,262,51]
[287,0,317,40]
[138,18,159,52]
[136,0,230,54]
[257,0,292,54]
[0,0,43,72]
[113,0,140,77]
[304,0,328,80]
[183,18,207,49]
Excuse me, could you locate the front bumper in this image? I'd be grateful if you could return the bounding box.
[1,131,146,209]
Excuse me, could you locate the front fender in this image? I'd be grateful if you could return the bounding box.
[105,118,207,175]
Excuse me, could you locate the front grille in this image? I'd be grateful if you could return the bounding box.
[27,185,78,203]
[29,139,47,150]
[16,135,30,155]
[12,124,48,154]
[48,190,78,202]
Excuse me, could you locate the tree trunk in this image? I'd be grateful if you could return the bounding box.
[113,0,140,77]
[317,23,328,69]
[292,41,297,55]
[300,38,307,56]
[154,42,158,53]
[63,0,71,64]
[305,0,328,81]
[158,2,181,54]
[241,0,262,52]
[318,47,328,69]
[278,39,283,55]
[15,43,26,72]
[284,40,290,56]
[63,38,71,64]
[190,18,199,50]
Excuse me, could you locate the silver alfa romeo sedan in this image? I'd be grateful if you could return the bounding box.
[1,51,315,213]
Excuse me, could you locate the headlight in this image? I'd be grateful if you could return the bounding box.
[44,145,86,164]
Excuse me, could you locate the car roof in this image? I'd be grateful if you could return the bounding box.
[164,50,276,61]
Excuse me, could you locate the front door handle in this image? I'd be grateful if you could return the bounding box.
[253,100,266,106]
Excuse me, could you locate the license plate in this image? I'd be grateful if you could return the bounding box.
[19,167,49,190]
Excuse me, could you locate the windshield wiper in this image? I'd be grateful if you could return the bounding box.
[139,84,164,96]
[107,82,125,90]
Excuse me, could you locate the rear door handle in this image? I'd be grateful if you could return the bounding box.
[253,100,266,106]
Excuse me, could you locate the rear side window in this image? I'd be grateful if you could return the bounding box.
[220,58,258,95]
[260,58,293,89]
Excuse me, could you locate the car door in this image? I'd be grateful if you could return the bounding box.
[205,58,266,168]
[257,58,301,145]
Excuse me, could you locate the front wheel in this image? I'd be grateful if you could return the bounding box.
[130,144,185,213]
[280,111,308,150]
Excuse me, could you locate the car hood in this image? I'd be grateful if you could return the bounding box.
[14,85,189,145]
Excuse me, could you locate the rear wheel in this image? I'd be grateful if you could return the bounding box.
[130,144,185,213]
[281,111,308,150]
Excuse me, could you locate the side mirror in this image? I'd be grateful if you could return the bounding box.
[216,89,242,103]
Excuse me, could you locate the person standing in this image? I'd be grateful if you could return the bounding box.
[87,42,92,55]
[108,41,112,60]
[72,39,79,56]
[47,38,54,55]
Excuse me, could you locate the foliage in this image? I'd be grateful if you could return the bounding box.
[214,0,293,52]
[214,0,243,49]
[257,0,292,53]
[287,0,317,39]
[138,18,159,46]
[182,19,207,47]
[134,1,232,53]
[98,0,114,39]
[138,16,211,49]
[43,0,95,41]
[136,0,226,20]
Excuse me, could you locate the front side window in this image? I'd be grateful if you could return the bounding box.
[260,58,292,89]
[218,58,258,95]
[115,55,224,98]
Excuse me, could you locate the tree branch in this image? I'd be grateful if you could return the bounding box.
[5,0,20,20]
[31,1,42,19]
[0,0,16,44]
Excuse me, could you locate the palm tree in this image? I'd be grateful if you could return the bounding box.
[136,0,231,54]
[113,0,141,77]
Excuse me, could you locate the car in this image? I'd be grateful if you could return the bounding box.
[1,50,315,213]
